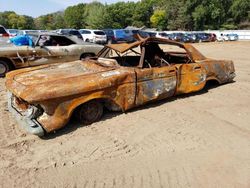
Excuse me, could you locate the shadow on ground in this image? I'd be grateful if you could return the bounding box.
[42,81,235,139]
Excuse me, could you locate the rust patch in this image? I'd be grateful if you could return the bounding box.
[6,36,236,135]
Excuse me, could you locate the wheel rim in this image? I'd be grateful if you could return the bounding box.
[79,101,103,124]
[0,63,7,74]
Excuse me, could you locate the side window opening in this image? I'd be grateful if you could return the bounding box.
[37,35,75,46]
[158,43,191,65]
[53,36,75,46]
[98,47,141,67]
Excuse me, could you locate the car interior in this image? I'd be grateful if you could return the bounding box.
[37,35,76,46]
[97,42,191,68]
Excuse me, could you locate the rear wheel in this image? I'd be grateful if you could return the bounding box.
[76,100,103,125]
[0,60,10,77]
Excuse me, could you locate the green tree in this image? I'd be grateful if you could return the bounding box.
[8,12,19,28]
[102,2,136,28]
[192,4,207,30]
[132,0,156,28]
[150,9,166,30]
[85,2,106,29]
[230,0,250,23]
[64,3,87,28]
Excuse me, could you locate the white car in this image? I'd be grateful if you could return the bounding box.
[79,29,107,44]
[226,34,239,41]
[155,31,169,39]
[217,34,229,42]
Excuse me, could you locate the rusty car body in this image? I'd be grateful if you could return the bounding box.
[0,32,103,77]
[6,36,236,136]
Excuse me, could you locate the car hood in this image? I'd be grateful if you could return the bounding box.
[6,60,129,103]
[12,60,111,86]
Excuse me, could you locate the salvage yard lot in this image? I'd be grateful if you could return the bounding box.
[0,41,250,187]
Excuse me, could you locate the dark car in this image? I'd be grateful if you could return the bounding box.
[0,25,9,37]
[195,33,212,42]
[142,31,156,37]
[103,29,134,44]
[56,29,83,40]
[210,33,217,42]
[168,33,184,42]
[179,34,195,43]
[103,29,115,44]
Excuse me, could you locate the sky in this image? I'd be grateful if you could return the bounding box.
[0,0,138,18]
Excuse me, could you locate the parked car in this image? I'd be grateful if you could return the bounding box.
[210,33,217,42]
[7,29,19,37]
[143,31,157,37]
[124,29,150,39]
[154,31,169,39]
[79,29,107,44]
[103,29,115,44]
[195,33,212,42]
[6,36,236,136]
[226,34,239,41]
[0,32,103,77]
[168,33,183,41]
[56,29,83,40]
[17,30,39,36]
[217,33,229,42]
[0,25,10,38]
[180,34,195,43]
[137,30,153,38]
[103,29,134,43]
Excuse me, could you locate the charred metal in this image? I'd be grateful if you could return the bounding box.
[6,36,236,136]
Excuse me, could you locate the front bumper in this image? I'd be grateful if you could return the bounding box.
[7,92,45,136]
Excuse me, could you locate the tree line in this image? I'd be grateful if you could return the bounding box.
[1,0,249,31]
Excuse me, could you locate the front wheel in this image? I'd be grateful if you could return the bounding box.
[76,100,103,125]
[0,60,11,77]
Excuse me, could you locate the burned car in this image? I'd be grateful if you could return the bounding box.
[6,36,235,136]
[0,32,103,77]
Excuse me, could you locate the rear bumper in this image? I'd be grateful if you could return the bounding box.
[7,92,45,136]
[95,40,107,44]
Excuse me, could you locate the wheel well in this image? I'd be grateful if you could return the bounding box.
[0,57,15,70]
[71,98,121,119]
[80,53,96,59]
[204,79,220,89]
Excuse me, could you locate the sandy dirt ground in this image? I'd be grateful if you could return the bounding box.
[0,41,250,188]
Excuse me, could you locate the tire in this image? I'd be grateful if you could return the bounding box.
[0,60,11,77]
[76,100,103,125]
[85,39,90,42]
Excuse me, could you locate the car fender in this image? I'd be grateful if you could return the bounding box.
[37,92,122,133]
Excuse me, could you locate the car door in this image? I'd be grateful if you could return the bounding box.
[175,62,206,94]
[135,65,177,106]
[27,35,72,66]
[10,46,30,68]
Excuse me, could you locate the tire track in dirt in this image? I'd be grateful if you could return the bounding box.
[33,162,243,188]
